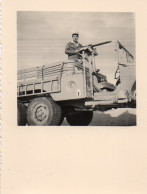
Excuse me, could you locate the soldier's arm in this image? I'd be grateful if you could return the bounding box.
[65,42,77,55]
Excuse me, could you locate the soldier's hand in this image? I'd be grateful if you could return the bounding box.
[74,49,81,54]
[76,48,85,53]
[72,50,78,54]
[75,49,80,53]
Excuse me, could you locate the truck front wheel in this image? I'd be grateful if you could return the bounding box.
[66,111,93,126]
[27,97,62,126]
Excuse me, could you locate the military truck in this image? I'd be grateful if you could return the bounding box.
[17,40,136,126]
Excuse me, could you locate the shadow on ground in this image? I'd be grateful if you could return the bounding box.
[62,108,136,126]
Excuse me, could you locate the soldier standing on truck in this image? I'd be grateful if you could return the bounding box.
[65,31,83,61]
[65,32,114,92]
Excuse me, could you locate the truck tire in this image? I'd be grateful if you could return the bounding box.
[53,102,63,126]
[58,114,64,126]
[66,111,93,126]
[17,102,27,126]
[26,97,62,126]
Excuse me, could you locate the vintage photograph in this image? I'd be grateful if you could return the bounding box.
[17,12,136,126]
[2,1,147,193]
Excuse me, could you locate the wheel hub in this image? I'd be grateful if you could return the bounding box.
[33,104,49,124]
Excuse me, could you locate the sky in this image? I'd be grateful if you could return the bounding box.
[17,12,135,83]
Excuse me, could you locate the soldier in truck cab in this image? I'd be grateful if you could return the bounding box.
[65,31,83,61]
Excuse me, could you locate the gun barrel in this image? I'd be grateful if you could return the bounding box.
[90,41,112,48]
[79,41,112,52]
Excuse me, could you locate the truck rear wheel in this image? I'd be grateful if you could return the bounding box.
[66,111,93,126]
[27,97,62,126]
[17,102,27,126]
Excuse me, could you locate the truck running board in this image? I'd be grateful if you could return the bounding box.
[85,99,128,107]
[85,100,115,106]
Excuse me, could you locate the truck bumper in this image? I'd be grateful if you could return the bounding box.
[85,89,129,108]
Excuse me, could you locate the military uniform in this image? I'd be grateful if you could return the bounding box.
[65,41,83,61]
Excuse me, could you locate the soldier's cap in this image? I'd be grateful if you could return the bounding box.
[72,32,79,36]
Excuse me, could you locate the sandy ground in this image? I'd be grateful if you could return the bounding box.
[62,108,136,126]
